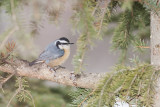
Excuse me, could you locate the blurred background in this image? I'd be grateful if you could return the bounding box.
[0,0,121,72]
[0,0,150,106]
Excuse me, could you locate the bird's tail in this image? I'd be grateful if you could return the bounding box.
[29,60,44,66]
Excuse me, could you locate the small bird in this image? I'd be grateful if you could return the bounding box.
[29,37,74,70]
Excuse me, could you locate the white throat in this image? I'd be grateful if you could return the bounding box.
[58,40,70,50]
[59,45,70,50]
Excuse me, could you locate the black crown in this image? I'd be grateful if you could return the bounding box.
[59,37,69,43]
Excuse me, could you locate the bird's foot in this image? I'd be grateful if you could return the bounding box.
[58,65,66,69]
[69,72,81,81]
[47,66,56,73]
[53,65,65,71]
[50,68,56,72]
[46,66,57,77]
[69,72,81,86]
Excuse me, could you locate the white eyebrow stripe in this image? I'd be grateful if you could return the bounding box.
[59,40,68,43]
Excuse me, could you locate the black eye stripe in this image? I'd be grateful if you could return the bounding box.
[61,43,69,45]
[56,41,61,48]
[61,43,74,45]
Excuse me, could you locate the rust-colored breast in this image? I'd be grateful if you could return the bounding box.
[47,49,70,68]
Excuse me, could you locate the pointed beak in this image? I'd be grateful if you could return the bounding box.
[61,43,74,45]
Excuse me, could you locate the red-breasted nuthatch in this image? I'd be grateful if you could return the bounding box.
[29,37,74,69]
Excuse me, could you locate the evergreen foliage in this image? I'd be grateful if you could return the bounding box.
[0,77,74,107]
[70,1,160,107]
[0,0,75,106]
[141,0,160,12]
[72,0,151,71]
[112,2,150,62]
[69,88,91,107]
[0,0,160,107]
[71,62,160,107]
[72,0,112,74]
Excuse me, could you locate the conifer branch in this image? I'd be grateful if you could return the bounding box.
[7,86,20,107]
[0,58,104,89]
[0,27,18,50]
[0,0,19,51]
[98,74,113,107]
[22,89,35,107]
[78,89,95,107]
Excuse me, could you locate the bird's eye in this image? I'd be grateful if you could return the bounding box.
[56,41,61,48]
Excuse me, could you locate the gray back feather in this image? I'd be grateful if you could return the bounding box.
[38,42,64,64]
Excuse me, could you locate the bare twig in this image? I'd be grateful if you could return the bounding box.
[136,46,150,48]
[0,73,15,85]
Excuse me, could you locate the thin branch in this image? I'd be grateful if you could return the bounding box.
[92,1,99,16]
[7,77,23,107]
[136,46,150,48]
[0,0,19,51]
[10,0,17,23]
[7,76,36,107]
[97,9,106,36]
[78,89,95,107]
[126,74,138,97]
[92,0,110,36]
[0,73,15,85]
[147,70,156,96]
[98,74,114,107]
[0,58,105,89]
[0,54,16,92]
[136,81,142,106]
[7,83,21,107]
[23,90,35,107]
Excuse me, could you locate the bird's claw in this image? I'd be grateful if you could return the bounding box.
[70,72,81,81]
[47,67,57,77]
[53,65,65,71]
[70,72,76,80]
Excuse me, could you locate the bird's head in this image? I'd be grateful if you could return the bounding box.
[55,37,74,50]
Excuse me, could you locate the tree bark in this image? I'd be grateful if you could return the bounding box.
[0,59,104,89]
[151,11,160,107]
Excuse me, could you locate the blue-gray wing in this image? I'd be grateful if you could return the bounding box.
[29,42,64,66]
[38,47,64,62]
